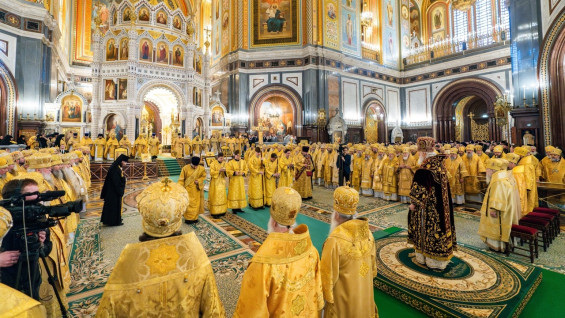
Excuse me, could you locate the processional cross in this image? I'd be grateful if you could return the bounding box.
[252,122,269,145]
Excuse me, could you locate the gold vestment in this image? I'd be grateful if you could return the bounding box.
[178,165,206,220]
[226,159,248,209]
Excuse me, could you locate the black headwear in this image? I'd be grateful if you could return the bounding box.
[302,146,309,152]
[191,156,201,166]
[113,154,129,166]
[54,134,64,147]
[0,135,13,145]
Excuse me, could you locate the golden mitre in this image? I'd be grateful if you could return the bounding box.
[0,153,14,165]
[465,144,475,152]
[547,147,562,156]
[417,137,435,152]
[137,178,189,238]
[493,145,504,153]
[474,145,483,152]
[21,149,35,157]
[270,187,301,226]
[485,158,508,171]
[0,206,12,239]
[26,153,52,169]
[514,146,529,157]
[50,154,63,166]
[61,153,73,164]
[11,151,23,160]
[505,153,520,164]
[333,185,359,215]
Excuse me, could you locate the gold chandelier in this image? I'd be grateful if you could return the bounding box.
[451,0,477,11]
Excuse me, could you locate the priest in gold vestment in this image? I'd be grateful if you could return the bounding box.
[316,145,327,186]
[97,178,225,317]
[478,159,521,252]
[398,148,417,204]
[444,150,469,205]
[172,133,184,158]
[351,148,363,191]
[104,133,119,161]
[132,134,148,159]
[264,153,280,206]
[540,147,565,184]
[118,134,132,156]
[372,147,386,199]
[293,146,314,199]
[148,133,160,157]
[234,187,324,317]
[226,150,248,213]
[506,153,529,216]
[462,145,486,195]
[321,186,378,318]
[248,147,265,208]
[178,157,206,223]
[80,133,94,158]
[209,152,228,217]
[93,134,106,161]
[360,150,374,196]
[515,146,539,212]
[278,148,294,188]
[379,147,399,201]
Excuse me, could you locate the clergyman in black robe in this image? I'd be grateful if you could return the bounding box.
[100,154,128,226]
[408,152,456,270]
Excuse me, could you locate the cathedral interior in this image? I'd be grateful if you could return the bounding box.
[0,0,565,317]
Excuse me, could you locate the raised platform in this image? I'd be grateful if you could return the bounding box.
[373,236,542,318]
[89,160,158,182]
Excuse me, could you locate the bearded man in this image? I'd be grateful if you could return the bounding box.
[226,150,248,213]
[478,159,521,252]
[248,147,265,208]
[321,186,378,317]
[408,137,455,270]
[462,144,486,197]
[208,152,228,218]
[541,147,565,184]
[278,148,294,188]
[372,146,386,198]
[293,145,314,199]
[360,149,374,196]
[506,153,528,216]
[178,156,206,223]
[379,147,399,201]
[492,145,506,159]
[234,187,323,317]
[398,147,417,203]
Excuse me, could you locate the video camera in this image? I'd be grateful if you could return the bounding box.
[0,190,82,234]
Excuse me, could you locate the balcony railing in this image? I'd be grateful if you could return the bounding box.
[405,26,510,66]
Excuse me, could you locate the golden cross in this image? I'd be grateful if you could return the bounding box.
[161,177,172,189]
[252,123,269,145]
[467,112,475,119]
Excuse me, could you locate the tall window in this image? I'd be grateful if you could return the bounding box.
[475,0,493,35]
[498,0,510,31]
[452,9,469,42]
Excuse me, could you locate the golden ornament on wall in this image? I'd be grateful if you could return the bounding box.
[451,0,477,11]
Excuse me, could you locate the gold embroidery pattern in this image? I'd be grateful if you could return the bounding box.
[294,239,308,255]
[359,261,369,277]
[292,295,305,316]
[146,244,179,275]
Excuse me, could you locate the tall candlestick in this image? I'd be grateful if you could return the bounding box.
[523,86,526,99]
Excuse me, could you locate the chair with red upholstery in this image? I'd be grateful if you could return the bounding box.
[533,207,561,235]
[509,224,539,263]
[519,217,550,252]
[527,212,558,240]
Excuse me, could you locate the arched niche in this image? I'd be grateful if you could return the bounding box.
[362,99,387,144]
[249,85,303,138]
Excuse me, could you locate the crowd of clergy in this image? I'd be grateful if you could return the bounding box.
[1,128,564,317]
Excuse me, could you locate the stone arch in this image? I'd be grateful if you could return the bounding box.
[0,60,18,136]
[362,99,387,143]
[539,6,565,148]
[136,80,185,111]
[249,85,303,137]
[432,78,502,142]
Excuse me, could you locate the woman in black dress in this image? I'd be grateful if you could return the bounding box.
[100,154,128,226]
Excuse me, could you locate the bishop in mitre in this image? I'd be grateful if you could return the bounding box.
[226,150,248,213]
[408,137,456,270]
[96,178,225,317]
[208,152,228,218]
[321,185,378,317]
[478,159,521,252]
[234,187,324,317]
[293,145,314,199]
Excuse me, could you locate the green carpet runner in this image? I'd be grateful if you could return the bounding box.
[156,158,183,176]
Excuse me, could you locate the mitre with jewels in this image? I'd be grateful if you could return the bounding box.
[137,178,189,238]
[333,185,359,216]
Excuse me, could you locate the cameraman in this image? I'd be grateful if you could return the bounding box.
[337,145,351,186]
[0,178,52,300]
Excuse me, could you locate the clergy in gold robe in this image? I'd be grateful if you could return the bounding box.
[192,135,202,155]
[475,145,489,165]
[264,153,279,206]
[178,157,206,223]
[278,148,294,188]
[351,149,363,191]
[208,153,228,218]
[202,137,211,153]
[398,148,417,203]
[462,145,486,195]
[80,133,94,158]
[478,159,521,252]
[321,186,378,318]
[515,146,539,212]
[234,187,324,317]
[372,147,386,198]
[248,148,265,208]
[118,134,132,156]
[444,150,469,205]
[148,133,160,157]
[293,146,314,199]
[183,135,192,156]
[316,145,327,186]
[104,133,119,161]
[379,147,399,201]
[97,178,225,317]
[324,147,336,189]
[506,153,528,216]
[226,150,248,213]
[540,147,565,184]
[172,133,184,158]
[67,133,80,152]
[360,150,374,196]
[133,134,148,159]
[93,134,106,161]
[408,137,456,270]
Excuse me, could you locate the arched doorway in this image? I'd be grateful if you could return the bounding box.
[454,96,490,142]
[194,117,203,137]
[141,86,180,145]
[539,7,565,148]
[0,61,17,136]
[249,85,302,139]
[433,78,502,142]
[363,101,386,144]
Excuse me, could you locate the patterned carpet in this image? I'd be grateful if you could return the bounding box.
[65,177,564,317]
